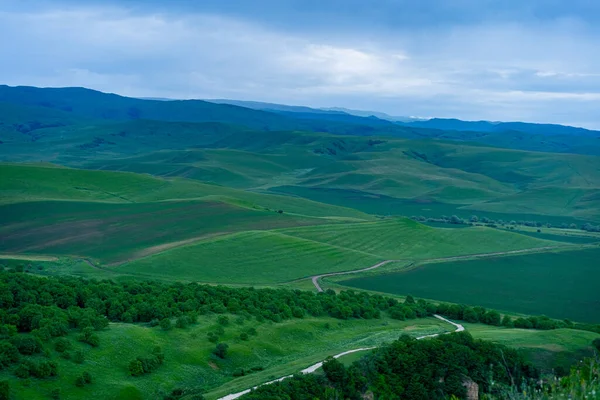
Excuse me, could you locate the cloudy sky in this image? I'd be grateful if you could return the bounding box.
[2,0,600,127]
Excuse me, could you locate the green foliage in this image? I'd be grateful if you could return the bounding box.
[593,338,600,352]
[54,338,71,353]
[0,381,8,400]
[213,343,229,359]
[73,350,85,364]
[128,348,165,376]
[240,332,538,400]
[160,318,172,331]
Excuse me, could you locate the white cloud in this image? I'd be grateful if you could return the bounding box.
[1,4,600,127]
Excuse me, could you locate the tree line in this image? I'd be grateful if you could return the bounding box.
[240,331,539,400]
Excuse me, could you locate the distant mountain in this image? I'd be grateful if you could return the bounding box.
[321,107,417,122]
[401,118,600,138]
[206,99,337,114]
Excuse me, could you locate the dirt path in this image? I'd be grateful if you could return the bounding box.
[311,260,402,292]
[310,245,564,292]
[217,315,464,400]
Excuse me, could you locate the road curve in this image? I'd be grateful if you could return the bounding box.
[216,315,464,400]
[312,260,401,292]
[310,245,565,292]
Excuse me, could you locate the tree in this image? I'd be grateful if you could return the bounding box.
[239,332,249,341]
[217,316,229,326]
[128,360,144,376]
[213,343,229,359]
[159,318,172,331]
[405,295,415,304]
[470,215,479,223]
[593,338,600,352]
[55,338,72,353]
[323,357,346,386]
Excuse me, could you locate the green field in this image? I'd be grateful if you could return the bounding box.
[341,247,600,323]
[466,323,600,373]
[279,218,564,260]
[0,315,449,400]
[0,199,326,264]
[116,231,382,283]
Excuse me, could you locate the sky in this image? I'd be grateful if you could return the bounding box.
[2,0,600,128]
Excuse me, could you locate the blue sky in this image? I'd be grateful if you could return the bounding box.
[2,0,600,127]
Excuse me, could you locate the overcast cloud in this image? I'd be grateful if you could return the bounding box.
[1,0,600,127]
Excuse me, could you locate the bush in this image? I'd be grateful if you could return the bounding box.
[207,333,219,343]
[54,338,72,353]
[14,363,30,379]
[160,318,172,331]
[239,332,249,341]
[213,343,229,359]
[217,316,229,326]
[73,350,85,364]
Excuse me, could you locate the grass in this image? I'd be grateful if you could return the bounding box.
[279,218,565,260]
[0,163,372,220]
[341,247,600,323]
[116,231,383,284]
[466,323,600,373]
[0,199,327,264]
[0,315,450,400]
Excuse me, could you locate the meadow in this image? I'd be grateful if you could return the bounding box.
[279,218,565,260]
[0,199,326,264]
[116,231,383,284]
[465,323,600,373]
[341,247,600,323]
[0,315,450,400]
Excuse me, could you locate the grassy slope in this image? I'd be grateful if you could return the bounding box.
[0,163,371,218]
[466,323,600,373]
[116,231,383,284]
[0,316,449,400]
[117,219,562,284]
[341,247,600,323]
[278,218,563,260]
[0,200,328,264]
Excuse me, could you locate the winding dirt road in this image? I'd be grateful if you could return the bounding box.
[310,245,564,292]
[217,315,464,400]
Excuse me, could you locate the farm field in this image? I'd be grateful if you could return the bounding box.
[279,218,565,260]
[116,231,383,284]
[341,247,600,323]
[115,219,567,284]
[0,199,326,264]
[0,315,450,400]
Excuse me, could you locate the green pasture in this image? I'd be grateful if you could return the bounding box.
[341,247,600,323]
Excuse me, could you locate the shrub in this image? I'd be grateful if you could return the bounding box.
[50,388,61,400]
[217,316,229,326]
[160,318,172,331]
[54,338,72,353]
[73,350,85,364]
[213,343,229,359]
[239,332,249,341]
